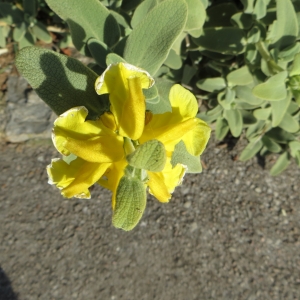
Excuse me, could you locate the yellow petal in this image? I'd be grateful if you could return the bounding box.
[53,106,114,156]
[63,135,124,162]
[47,157,110,199]
[147,171,171,202]
[140,119,198,152]
[182,119,211,156]
[98,159,128,209]
[119,76,145,140]
[169,84,198,120]
[147,158,186,203]
[95,63,154,138]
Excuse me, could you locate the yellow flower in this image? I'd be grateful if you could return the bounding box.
[98,84,211,203]
[47,63,154,199]
[95,62,154,140]
[98,156,186,206]
[140,84,211,156]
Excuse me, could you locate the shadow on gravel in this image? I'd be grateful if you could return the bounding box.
[0,268,18,300]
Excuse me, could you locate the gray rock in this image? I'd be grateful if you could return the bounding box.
[4,76,56,142]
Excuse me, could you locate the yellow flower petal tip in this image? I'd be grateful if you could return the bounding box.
[95,62,155,95]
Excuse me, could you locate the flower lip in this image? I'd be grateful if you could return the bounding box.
[95,62,155,94]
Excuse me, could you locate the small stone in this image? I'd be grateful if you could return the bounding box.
[184,201,191,209]
[190,222,198,232]
[255,187,262,193]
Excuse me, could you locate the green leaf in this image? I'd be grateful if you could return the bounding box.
[18,30,36,48]
[121,0,144,12]
[271,94,291,126]
[215,117,229,140]
[123,0,187,74]
[181,64,197,85]
[278,42,300,62]
[15,47,108,119]
[205,3,238,27]
[231,12,253,29]
[13,22,27,42]
[131,0,158,28]
[253,0,267,20]
[23,0,36,17]
[87,38,111,68]
[239,139,263,161]
[0,3,23,25]
[193,27,246,55]
[235,85,265,105]
[106,53,126,65]
[278,113,300,133]
[252,71,288,101]
[46,0,120,53]
[246,120,267,139]
[262,135,281,153]
[265,128,295,143]
[0,27,7,48]
[127,140,166,172]
[270,152,290,176]
[218,88,235,110]
[253,107,271,120]
[287,101,299,115]
[247,26,261,44]
[185,0,206,31]
[171,141,202,173]
[289,52,300,76]
[31,21,52,43]
[227,66,253,87]
[112,176,146,231]
[289,140,300,157]
[163,49,182,70]
[241,110,257,125]
[224,109,243,137]
[144,84,159,104]
[240,0,255,14]
[270,0,298,50]
[146,78,172,114]
[196,77,226,92]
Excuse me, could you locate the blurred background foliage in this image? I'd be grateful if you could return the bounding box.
[4,0,300,175]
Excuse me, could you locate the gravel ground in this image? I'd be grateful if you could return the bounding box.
[1,137,300,300]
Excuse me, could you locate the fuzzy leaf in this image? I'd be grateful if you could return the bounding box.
[270,152,290,176]
[171,141,202,173]
[87,38,111,68]
[123,0,187,74]
[252,71,288,101]
[15,47,107,119]
[197,77,226,92]
[262,135,281,153]
[289,141,300,157]
[224,109,243,137]
[146,78,172,114]
[127,140,166,172]
[227,66,253,86]
[239,139,263,161]
[278,113,300,133]
[253,107,271,120]
[271,94,291,127]
[31,21,52,43]
[131,0,158,28]
[185,0,206,31]
[112,176,146,231]
[270,0,298,50]
[46,0,120,53]
[215,117,229,140]
[193,27,246,54]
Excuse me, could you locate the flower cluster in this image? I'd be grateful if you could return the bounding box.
[47,62,211,230]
